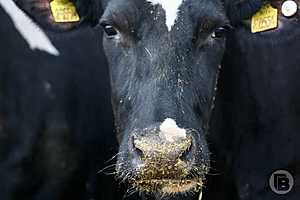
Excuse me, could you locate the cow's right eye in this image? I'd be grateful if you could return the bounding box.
[102,24,118,38]
[211,25,232,38]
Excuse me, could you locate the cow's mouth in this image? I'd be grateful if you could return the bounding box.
[118,157,209,195]
[132,178,203,194]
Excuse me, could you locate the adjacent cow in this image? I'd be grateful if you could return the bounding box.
[0,0,118,199]
[210,1,300,200]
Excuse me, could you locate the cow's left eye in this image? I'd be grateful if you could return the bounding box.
[102,24,118,38]
[211,25,232,38]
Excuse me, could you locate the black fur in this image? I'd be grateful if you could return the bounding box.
[209,6,300,200]
[225,0,266,24]
[0,1,118,200]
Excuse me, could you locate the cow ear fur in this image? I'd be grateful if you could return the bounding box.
[225,0,270,25]
[75,0,102,27]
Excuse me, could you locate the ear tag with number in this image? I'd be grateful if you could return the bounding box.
[50,0,80,23]
[251,4,278,33]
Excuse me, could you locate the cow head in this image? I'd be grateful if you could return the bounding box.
[100,0,230,197]
[1,0,104,55]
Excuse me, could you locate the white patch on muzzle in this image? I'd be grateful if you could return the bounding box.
[0,0,60,56]
[159,118,186,142]
[147,0,184,31]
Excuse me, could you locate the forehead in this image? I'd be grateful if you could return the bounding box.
[148,0,185,31]
[102,0,227,32]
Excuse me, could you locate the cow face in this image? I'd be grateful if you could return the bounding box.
[100,0,229,197]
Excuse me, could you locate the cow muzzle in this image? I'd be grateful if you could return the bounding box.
[123,119,209,195]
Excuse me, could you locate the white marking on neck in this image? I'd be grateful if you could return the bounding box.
[159,118,186,142]
[148,0,184,31]
[0,0,60,56]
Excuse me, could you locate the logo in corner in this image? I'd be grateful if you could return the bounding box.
[269,170,294,195]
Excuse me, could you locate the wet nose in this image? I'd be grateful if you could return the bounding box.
[132,118,192,162]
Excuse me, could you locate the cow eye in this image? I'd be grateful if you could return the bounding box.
[211,25,232,38]
[102,24,118,38]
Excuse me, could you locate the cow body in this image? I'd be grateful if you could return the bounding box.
[210,3,300,200]
[0,1,118,199]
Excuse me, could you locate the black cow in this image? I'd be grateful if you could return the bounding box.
[100,0,226,198]
[99,0,266,199]
[210,0,300,200]
[0,0,118,199]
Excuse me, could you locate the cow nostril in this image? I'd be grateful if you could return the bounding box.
[133,145,144,158]
[131,136,144,159]
[179,141,192,161]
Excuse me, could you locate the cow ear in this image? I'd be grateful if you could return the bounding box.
[14,0,102,32]
[75,0,103,27]
[225,0,269,24]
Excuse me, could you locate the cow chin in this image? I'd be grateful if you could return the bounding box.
[128,160,208,195]
[132,178,203,194]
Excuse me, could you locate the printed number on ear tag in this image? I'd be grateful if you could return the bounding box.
[251,4,278,33]
[50,0,80,23]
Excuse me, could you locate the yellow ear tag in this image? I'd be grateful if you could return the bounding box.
[50,0,80,23]
[251,4,278,33]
